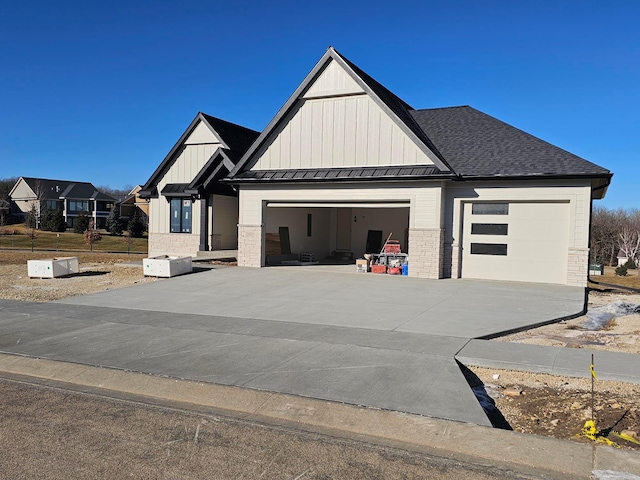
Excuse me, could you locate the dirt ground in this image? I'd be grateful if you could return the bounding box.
[1,250,639,451]
[0,251,154,302]
[1,378,537,480]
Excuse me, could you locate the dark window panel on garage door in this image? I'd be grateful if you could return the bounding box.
[472,203,509,215]
[471,223,508,235]
[470,243,508,255]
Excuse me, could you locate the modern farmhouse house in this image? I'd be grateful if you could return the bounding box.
[225,47,611,287]
[139,113,259,257]
[9,177,117,228]
[142,47,611,287]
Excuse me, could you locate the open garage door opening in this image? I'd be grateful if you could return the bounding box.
[264,202,410,267]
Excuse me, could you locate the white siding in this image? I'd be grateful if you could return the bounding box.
[251,95,434,170]
[184,121,222,145]
[148,143,219,236]
[9,179,36,201]
[212,194,239,250]
[9,179,37,215]
[302,59,365,99]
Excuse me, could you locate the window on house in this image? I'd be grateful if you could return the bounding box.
[470,243,508,256]
[472,203,509,215]
[69,200,90,212]
[170,198,192,233]
[307,214,312,237]
[44,200,61,210]
[471,223,508,235]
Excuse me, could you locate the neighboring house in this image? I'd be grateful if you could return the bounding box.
[617,250,630,267]
[9,177,116,228]
[139,113,260,257]
[223,47,612,287]
[119,185,150,224]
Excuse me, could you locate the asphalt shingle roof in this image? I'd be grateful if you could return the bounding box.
[21,177,116,201]
[409,106,610,178]
[200,113,260,156]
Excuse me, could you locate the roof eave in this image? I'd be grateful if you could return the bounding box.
[138,187,158,199]
[456,172,612,181]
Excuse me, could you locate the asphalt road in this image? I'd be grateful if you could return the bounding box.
[0,377,545,480]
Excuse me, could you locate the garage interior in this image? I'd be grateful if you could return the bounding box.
[264,203,410,270]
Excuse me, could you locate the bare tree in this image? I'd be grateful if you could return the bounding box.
[96,185,134,199]
[591,206,625,265]
[83,220,102,252]
[617,209,640,265]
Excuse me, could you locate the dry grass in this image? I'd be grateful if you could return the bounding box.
[0,224,147,253]
[0,250,145,266]
[590,266,640,290]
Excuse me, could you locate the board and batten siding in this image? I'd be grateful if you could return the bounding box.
[149,143,220,236]
[249,58,436,171]
[302,59,365,99]
[251,97,433,171]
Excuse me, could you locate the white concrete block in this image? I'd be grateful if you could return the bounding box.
[27,257,79,278]
[143,255,192,278]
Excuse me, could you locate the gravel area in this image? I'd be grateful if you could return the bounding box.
[497,291,640,355]
[0,252,155,302]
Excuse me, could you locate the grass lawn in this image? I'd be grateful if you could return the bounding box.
[0,225,147,254]
[590,265,640,291]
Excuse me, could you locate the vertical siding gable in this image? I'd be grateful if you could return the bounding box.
[302,59,365,99]
[184,120,223,145]
[163,144,219,185]
[250,95,434,171]
[9,179,36,200]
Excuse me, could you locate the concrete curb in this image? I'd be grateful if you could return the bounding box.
[1,353,639,478]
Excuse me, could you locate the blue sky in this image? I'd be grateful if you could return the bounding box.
[1,0,637,208]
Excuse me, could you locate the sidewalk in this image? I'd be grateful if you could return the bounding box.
[457,339,640,384]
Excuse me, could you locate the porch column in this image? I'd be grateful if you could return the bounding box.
[199,196,209,252]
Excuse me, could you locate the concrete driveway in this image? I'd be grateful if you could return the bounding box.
[0,266,587,427]
[59,265,586,338]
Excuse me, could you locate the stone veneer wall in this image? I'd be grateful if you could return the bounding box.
[408,228,444,279]
[238,224,264,267]
[148,233,200,257]
[567,247,589,287]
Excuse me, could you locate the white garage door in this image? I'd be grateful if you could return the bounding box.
[461,202,570,284]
